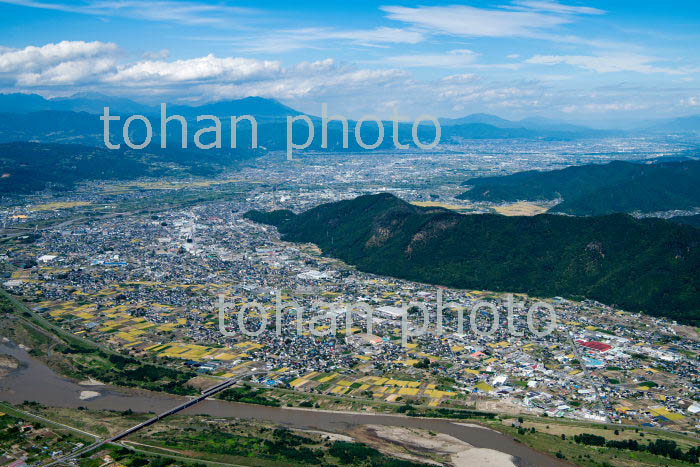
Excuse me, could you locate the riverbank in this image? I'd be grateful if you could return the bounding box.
[0,340,562,466]
[0,353,19,377]
[3,337,699,466]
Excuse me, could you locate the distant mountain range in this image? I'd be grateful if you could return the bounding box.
[441,112,700,135]
[0,92,152,114]
[245,193,700,324]
[0,93,299,120]
[168,97,301,120]
[0,110,426,150]
[457,159,700,216]
[643,115,700,133]
[0,93,421,148]
[440,113,603,134]
[0,93,309,149]
[4,93,699,145]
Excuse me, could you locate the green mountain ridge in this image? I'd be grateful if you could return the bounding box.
[245,193,700,325]
[457,159,700,216]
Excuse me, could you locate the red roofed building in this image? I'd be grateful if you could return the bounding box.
[576,340,612,352]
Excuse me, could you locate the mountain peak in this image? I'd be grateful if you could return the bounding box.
[173,96,300,119]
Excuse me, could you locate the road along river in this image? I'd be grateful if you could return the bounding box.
[0,341,564,466]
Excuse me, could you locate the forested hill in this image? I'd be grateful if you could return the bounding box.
[245,193,700,325]
[0,142,260,194]
[456,159,700,216]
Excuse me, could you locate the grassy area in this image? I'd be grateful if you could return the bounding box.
[493,202,549,216]
[15,403,151,439]
[217,385,281,407]
[131,424,431,467]
[7,404,431,467]
[0,401,99,442]
[505,416,699,450]
[479,415,700,466]
[116,444,245,467]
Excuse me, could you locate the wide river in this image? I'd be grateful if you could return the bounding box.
[0,341,564,466]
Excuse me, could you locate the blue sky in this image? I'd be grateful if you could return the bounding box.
[0,0,699,125]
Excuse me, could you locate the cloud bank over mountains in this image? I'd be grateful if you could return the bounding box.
[0,1,698,123]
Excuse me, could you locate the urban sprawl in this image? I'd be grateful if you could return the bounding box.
[2,139,699,437]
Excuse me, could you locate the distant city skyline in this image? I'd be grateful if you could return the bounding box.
[1,0,700,125]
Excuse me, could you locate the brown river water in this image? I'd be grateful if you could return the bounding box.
[0,341,565,466]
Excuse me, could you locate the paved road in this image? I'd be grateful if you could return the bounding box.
[42,372,263,466]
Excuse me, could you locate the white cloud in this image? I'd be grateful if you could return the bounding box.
[211,67,410,101]
[292,59,336,74]
[511,1,605,16]
[563,102,649,113]
[206,27,425,54]
[385,49,478,68]
[18,57,117,85]
[0,40,411,108]
[305,27,424,46]
[0,40,118,73]
[0,40,696,122]
[107,55,282,84]
[0,0,257,26]
[142,49,170,60]
[382,4,570,38]
[682,96,700,107]
[441,74,480,83]
[0,41,119,85]
[380,2,620,49]
[525,53,684,74]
